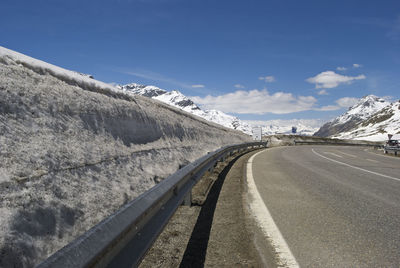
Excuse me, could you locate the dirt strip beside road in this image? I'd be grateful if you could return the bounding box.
[140,149,273,267]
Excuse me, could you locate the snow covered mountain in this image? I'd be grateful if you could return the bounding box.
[118,83,253,135]
[246,119,323,136]
[331,100,400,141]
[118,83,167,98]
[314,95,397,141]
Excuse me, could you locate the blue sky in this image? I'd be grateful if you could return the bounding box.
[1,0,400,123]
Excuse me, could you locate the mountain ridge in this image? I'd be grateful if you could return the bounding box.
[314,95,399,141]
[118,83,253,135]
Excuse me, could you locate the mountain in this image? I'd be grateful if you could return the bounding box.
[246,119,323,136]
[118,83,253,135]
[314,95,397,141]
[119,83,167,97]
[263,123,319,136]
[330,100,400,141]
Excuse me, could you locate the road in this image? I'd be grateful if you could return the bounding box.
[250,146,400,267]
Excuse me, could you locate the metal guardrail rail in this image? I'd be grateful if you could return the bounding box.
[37,141,268,268]
[384,146,400,156]
[293,140,383,148]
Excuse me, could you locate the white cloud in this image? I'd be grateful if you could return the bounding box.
[306,71,366,89]
[259,75,275,82]
[315,96,359,111]
[353,63,362,68]
[316,105,341,111]
[234,84,245,89]
[191,84,205,88]
[190,89,317,114]
[335,97,359,108]
[317,89,329,95]
[336,66,347,71]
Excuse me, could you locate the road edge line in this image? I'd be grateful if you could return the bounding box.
[246,150,299,268]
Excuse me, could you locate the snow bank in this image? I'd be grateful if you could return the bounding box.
[0,47,250,267]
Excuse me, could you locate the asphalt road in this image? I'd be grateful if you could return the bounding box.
[251,146,400,267]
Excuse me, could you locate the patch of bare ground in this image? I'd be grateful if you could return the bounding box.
[139,150,265,267]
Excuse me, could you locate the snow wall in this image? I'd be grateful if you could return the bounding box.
[0,47,250,267]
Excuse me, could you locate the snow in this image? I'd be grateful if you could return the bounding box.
[120,83,326,137]
[0,46,250,267]
[0,46,123,97]
[246,119,324,136]
[119,84,253,135]
[117,83,167,97]
[154,90,253,135]
[328,98,400,141]
[334,95,390,124]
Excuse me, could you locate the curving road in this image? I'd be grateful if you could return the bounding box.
[250,145,400,267]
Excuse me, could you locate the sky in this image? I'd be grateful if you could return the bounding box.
[1,0,400,125]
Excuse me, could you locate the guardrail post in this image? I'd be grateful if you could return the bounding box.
[182,190,192,206]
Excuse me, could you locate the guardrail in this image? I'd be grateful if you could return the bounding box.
[384,146,400,156]
[37,141,268,268]
[293,140,383,148]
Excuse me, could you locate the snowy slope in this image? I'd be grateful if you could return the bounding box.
[331,100,400,141]
[314,95,390,138]
[0,46,121,96]
[0,46,250,267]
[118,83,253,135]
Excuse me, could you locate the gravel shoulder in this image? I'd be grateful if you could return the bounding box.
[140,150,270,267]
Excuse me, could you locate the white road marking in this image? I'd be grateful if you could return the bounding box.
[337,151,357,158]
[323,152,343,158]
[247,150,299,268]
[366,158,379,163]
[364,148,400,161]
[312,149,400,182]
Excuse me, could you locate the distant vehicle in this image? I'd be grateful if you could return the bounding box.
[386,139,400,147]
[386,134,400,147]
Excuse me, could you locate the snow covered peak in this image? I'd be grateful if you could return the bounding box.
[118,83,167,98]
[155,90,200,111]
[120,83,252,135]
[247,119,323,136]
[345,95,389,118]
[331,100,400,141]
[314,94,395,140]
[333,95,390,125]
